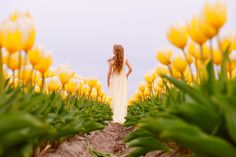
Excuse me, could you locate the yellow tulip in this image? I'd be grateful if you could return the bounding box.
[156,46,173,65]
[44,68,57,78]
[155,65,169,77]
[34,85,40,93]
[144,71,156,84]
[198,16,217,39]
[184,68,193,83]
[97,89,103,97]
[155,85,162,94]
[203,0,227,31]
[8,11,36,51]
[187,16,208,45]
[138,85,145,92]
[47,76,61,92]
[57,64,74,85]
[0,22,4,47]
[172,56,188,73]
[220,36,232,53]
[35,51,53,74]
[90,88,97,100]
[233,32,236,50]
[167,24,188,49]
[107,97,113,105]
[138,82,146,92]
[33,72,42,86]
[88,79,98,88]
[187,42,201,59]
[65,78,80,93]
[213,49,222,65]
[7,52,24,71]
[23,21,36,51]
[61,91,68,100]
[3,69,11,80]
[220,34,236,53]
[1,48,9,64]
[232,68,236,79]
[202,44,211,61]
[143,88,150,97]
[28,45,43,66]
[81,84,89,96]
[172,68,181,79]
[155,78,163,88]
[1,20,25,53]
[186,53,193,64]
[95,82,102,91]
[19,66,32,83]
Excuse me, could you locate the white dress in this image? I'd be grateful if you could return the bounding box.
[109,58,128,124]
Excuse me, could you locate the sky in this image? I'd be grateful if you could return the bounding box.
[1,0,236,96]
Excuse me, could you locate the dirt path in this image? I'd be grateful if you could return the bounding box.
[38,123,184,157]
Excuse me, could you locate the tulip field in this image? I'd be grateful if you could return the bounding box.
[125,1,236,157]
[0,11,113,157]
[1,0,236,157]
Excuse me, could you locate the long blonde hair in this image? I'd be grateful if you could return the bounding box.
[111,44,124,73]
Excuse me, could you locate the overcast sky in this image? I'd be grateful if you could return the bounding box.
[1,0,236,96]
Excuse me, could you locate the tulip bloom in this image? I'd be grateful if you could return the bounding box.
[187,16,208,46]
[88,79,98,88]
[57,64,74,85]
[156,46,173,65]
[155,65,169,77]
[167,24,188,49]
[172,56,188,74]
[203,0,227,32]
[198,16,217,39]
[65,78,80,93]
[213,49,222,65]
[144,71,155,84]
[47,76,61,92]
[27,45,43,66]
[1,20,25,53]
[35,51,53,74]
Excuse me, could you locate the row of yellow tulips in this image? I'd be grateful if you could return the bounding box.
[129,0,236,105]
[0,10,112,104]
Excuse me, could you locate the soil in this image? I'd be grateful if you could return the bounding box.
[38,122,186,157]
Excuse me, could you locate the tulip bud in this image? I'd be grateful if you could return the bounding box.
[156,46,173,65]
[167,24,188,49]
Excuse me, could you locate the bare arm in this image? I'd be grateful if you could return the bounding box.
[126,59,133,79]
[107,61,113,87]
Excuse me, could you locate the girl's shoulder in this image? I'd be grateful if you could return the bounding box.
[107,57,114,64]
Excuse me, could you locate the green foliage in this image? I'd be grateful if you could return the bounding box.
[125,49,236,156]
[0,87,112,157]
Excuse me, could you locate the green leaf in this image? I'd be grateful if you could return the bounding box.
[127,136,168,157]
[164,76,213,106]
[212,95,236,143]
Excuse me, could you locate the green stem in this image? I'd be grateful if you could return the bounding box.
[181,72,185,81]
[217,33,223,53]
[209,39,214,61]
[18,51,22,83]
[182,49,194,84]
[200,44,204,64]
[167,65,173,76]
[195,58,199,83]
[0,48,3,93]
[41,73,45,92]
[12,70,15,87]
[209,39,216,78]
[29,66,34,86]
[22,53,28,82]
[228,59,232,80]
